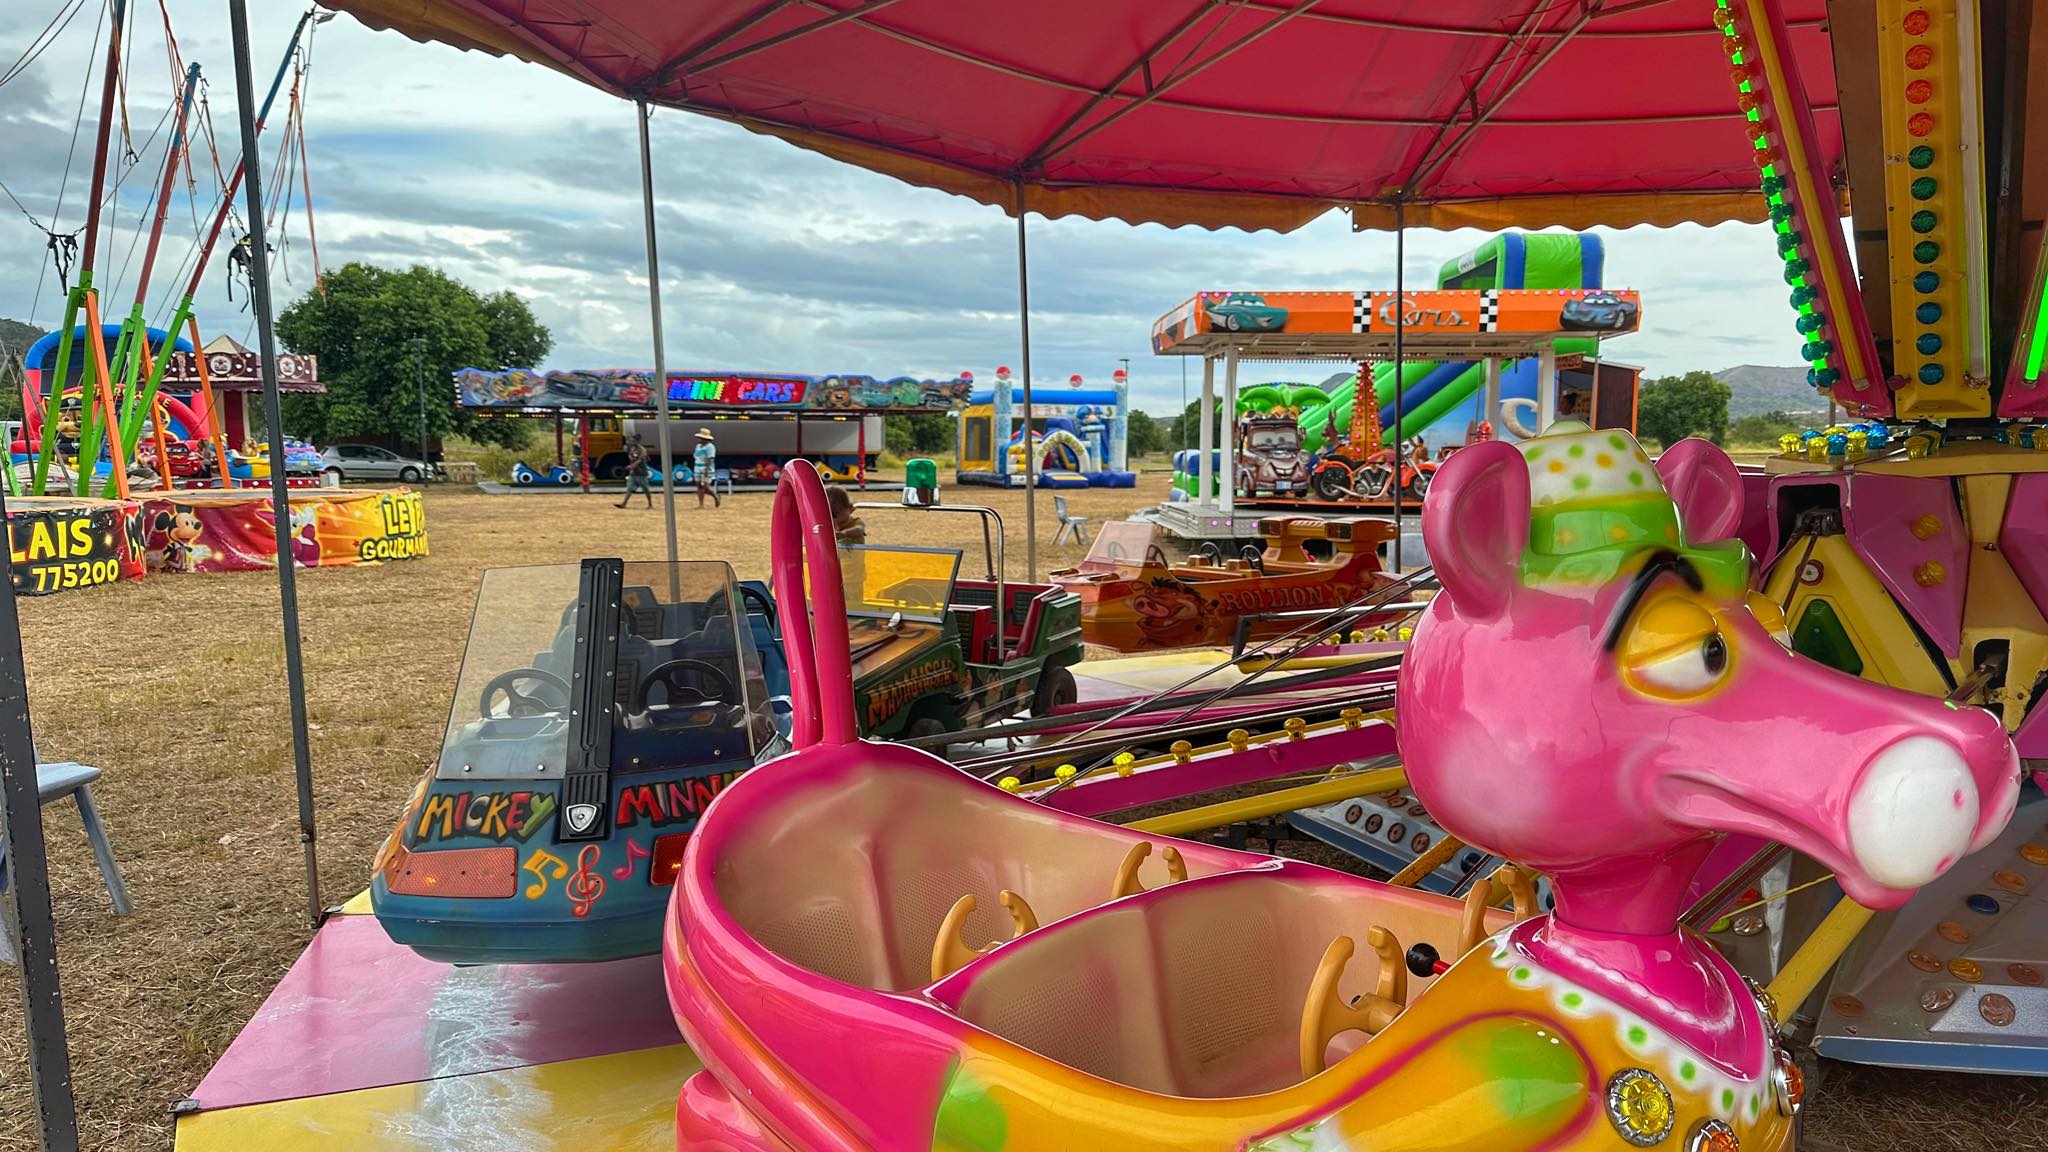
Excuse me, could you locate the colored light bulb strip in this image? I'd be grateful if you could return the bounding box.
[1875,0,1989,419]
[1720,0,1889,416]
[1953,1,1990,385]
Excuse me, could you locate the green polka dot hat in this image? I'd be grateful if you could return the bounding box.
[1515,421,1748,590]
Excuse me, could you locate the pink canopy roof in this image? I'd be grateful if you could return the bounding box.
[325,0,1841,233]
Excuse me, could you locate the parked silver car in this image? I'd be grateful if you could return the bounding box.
[321,444,430,483]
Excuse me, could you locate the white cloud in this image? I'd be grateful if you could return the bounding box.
[0,3,1812,419]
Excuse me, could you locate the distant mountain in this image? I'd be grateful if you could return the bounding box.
[1712,365,1830,418]
[0,318,48,394]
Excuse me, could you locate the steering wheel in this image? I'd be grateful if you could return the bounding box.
[480,667,570,719]
[930,891,1041,981]
[1109,841,1187,900]
[632,658,736,712]
[1239,544,1265,572]
[1146,544,1171,569]
[1299,927,1409,1078]
[740,584,776,623]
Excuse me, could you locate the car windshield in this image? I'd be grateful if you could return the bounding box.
[1248,428,1297,451]
[1081,520,1172,573]
[828,546,960,624]
[435,560,766,780]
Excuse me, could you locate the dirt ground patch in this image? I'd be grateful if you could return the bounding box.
[0,475,2042,1150]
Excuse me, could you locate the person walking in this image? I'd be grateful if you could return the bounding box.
[615,434,653,508]
[693,427,721,508]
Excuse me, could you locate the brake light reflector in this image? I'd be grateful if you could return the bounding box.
[383,845,518,898]
[651,833,691,887]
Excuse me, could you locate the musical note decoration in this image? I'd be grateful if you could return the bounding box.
[522,848,569,899]
[567,843,607,918]
[612,839,652,882]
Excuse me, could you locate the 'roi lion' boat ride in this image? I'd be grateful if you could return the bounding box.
[1050,515,1403,652]
[662,441,2020,1151]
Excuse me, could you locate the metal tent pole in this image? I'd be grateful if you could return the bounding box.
[1197,357,1216,509]
[1390,202,1405,571]
[1219,346,1239,516]
[1015,179,1036,577]
[1483,357,1502,434]
[414,335,429,471]
[229,0,322,930]
[637,101,680,570]
[0,505,78,1151]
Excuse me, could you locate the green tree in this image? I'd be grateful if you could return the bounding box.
[1126,410,1165,457]
[884,412,954,456]
[1636,370,1732,447]
[0,318,50,423]
[276,263,551,450]
[1164,399,1225,454]
[1726,409,1809,447]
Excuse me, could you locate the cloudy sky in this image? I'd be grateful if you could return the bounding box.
[0,3,1813,416]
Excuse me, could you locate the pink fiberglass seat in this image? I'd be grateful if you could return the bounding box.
[931,863,1490,1099]
[705,743,1245,993]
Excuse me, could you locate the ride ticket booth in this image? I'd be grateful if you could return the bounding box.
[1145,288,1643,550]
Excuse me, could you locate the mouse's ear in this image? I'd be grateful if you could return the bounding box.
[1656,438,1744,544]
[1423,440,1530,619]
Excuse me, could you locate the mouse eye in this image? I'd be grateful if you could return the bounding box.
[1633,631,1729,695]
[1620,594,1735,699]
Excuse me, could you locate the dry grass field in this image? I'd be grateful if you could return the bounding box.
[0,475,2041,1151]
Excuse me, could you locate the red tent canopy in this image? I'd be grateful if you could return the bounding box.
[323,0,1839,233]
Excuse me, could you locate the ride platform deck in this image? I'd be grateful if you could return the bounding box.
[171,894,697,1151]
[170,649,1265,1150]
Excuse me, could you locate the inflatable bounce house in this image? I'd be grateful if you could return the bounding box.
[1164,233,1641,506]
[957,367,1136,488]
[1296,232,1636,454]
[14,324,213,486]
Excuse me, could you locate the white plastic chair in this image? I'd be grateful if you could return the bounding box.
[1051,495,1088,546]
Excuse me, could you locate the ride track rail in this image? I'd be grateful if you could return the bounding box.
[1035,567,1430,769]
[956,688,1400,781]
[1018,707,1404,820]
[913,652,1402,753]
[920,568,1435,821]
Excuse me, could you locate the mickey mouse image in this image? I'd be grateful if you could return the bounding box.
[148,508,208,573]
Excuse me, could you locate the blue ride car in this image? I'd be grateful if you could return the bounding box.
[1560,291,1639,332]
[371,559,790,964]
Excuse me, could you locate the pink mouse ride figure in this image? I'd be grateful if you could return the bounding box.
[1397,422,2021,1142]
[662,445,2019,1152]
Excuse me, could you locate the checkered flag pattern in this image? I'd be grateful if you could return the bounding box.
[1353,292,1371,333]
[1478,290,1501,333]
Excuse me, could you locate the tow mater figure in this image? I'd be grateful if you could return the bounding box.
[1236,413,1312,497]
